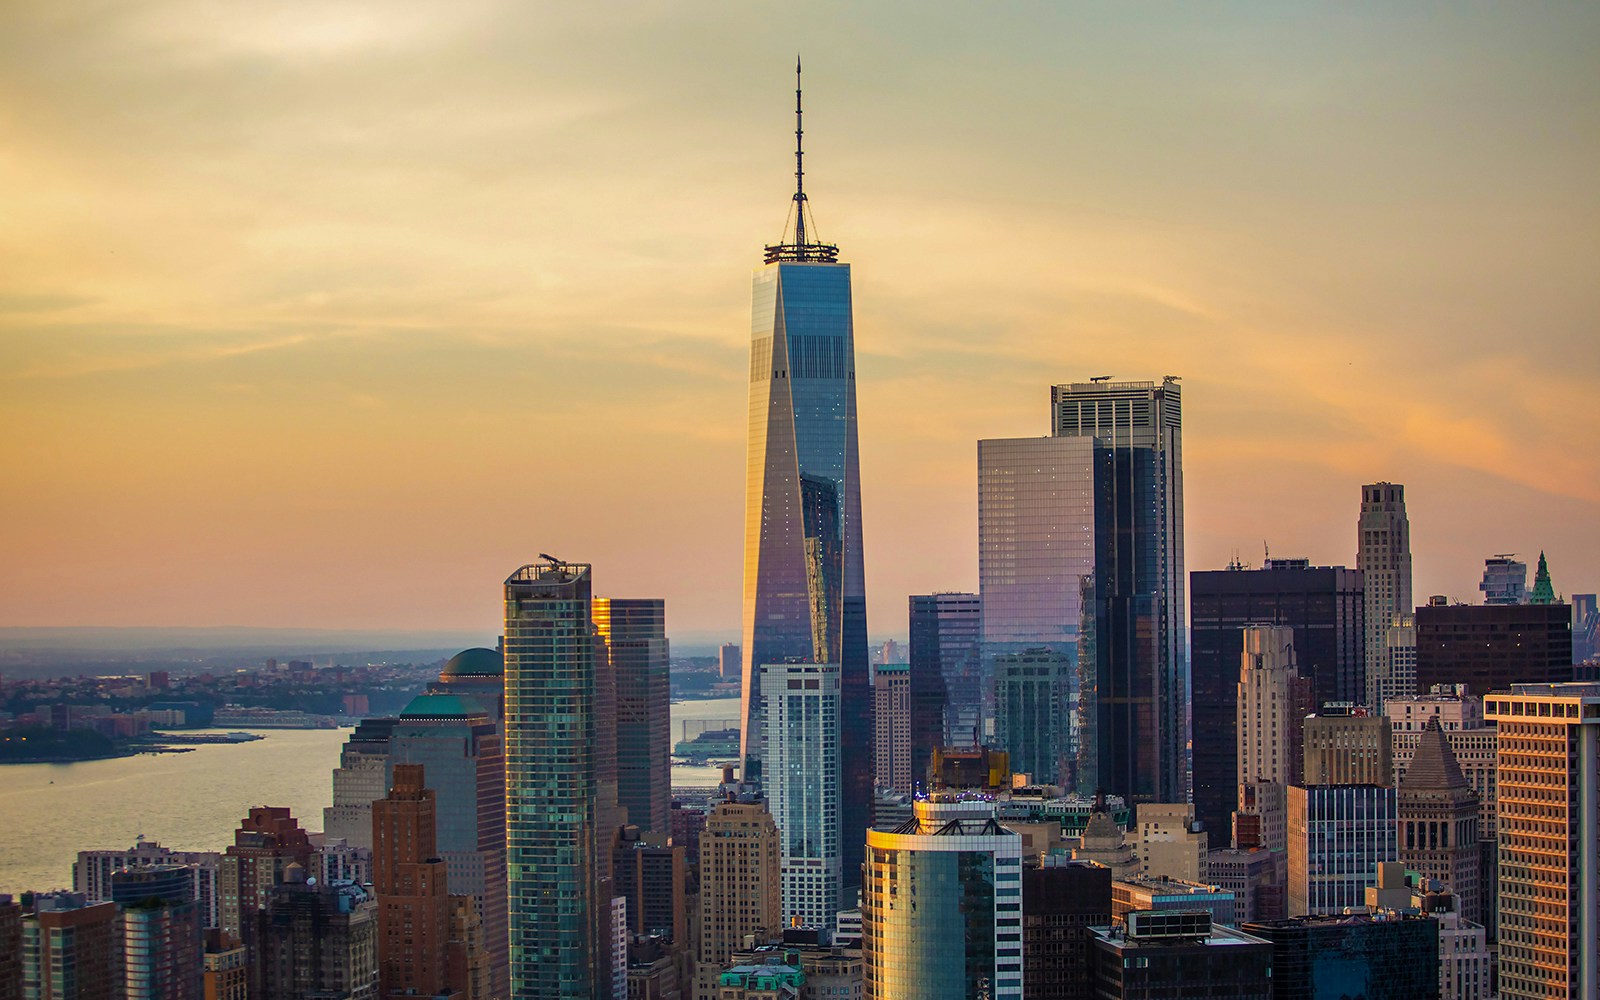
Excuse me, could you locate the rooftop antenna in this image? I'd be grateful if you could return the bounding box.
[764,57,838,264]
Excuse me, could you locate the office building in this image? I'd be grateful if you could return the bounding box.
[695,801,781,1000]
[1206,848,1280,924]
[256,875,378,1000]
[1023,860,1111,1000]
[1483,683,1600,999]
[75,843,220,930]
[1303,706,1393,786]
[1132,803,1207,882]
[719,644,741,681]
[324,718,400,849]
[372,764,457,1000]
[1286,784,1398,916]
[390,692,507,1000]
[1529,551,1556,604]
[20,893,120,1000]
[1403,884,1490,1000]
[739,69,871,901]
[1379,613,1417,709]
[760,662,842,928]
[1388,687,1499,862]
[594,598,671,836]
[1358,482,1412,711]
[929,745,1011,792]
[994,648,1071,786]
[431,647,506,721]
[1232,625,1305,859]
[1190,562,1359,846]
[1110,877,1236,927]
[111,865,202,1000]
[1072,807,1139,880]
[1059,379,1186,804]
[872,663,911,793]
[611,826,686,945]
[1242,913,1440,1000]
[1088,911,1272,1000]
[1416,600,1573,695]
[1480,555,1527,605]
[503,557,605,1000]
[1573,593,1598,665]
[909,593,980,749]
[862,799,1024,1000]
[1396,717,1480,926]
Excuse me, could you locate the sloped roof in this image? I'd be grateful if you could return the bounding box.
[1399,715,1470,793]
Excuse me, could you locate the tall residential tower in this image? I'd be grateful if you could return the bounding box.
[740,63,871,897]
[1358,483,1412,709]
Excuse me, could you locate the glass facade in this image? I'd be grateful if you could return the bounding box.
[112,865,202,1000]
[909,593,981,749]
[741,259,871,896]
[592,598,671,836]
[760,662,842,928]
[994,648,1071,786]
[1286,784,1399,916]
[503,559,602,1000]
[863,802,1023,1000]
[978,379,1185,804]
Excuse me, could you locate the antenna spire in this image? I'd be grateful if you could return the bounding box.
[764,56,838,264]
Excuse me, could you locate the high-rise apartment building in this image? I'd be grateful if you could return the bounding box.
[610,826,686,945]
[1191,560,1362,845]
[872,663,912,793]
[863,799,1024,999]
[75,842,220,930]
[1416,600,1572,696]
[256,877,378,1000]
[1303,707,1393,786]
[1480,555,1527,605]
[994,648,1071,786]
[503,558,605,1000]
[1483,683,1600,999]
[718,643,741,680]
[218,806,313,997]
[372,764,456,1000]
[1395,718,1480,926]
[19,894,120,1000]
[695,801,781,1000]
[390,693,506,1000]
[739,68,871,900]
[1286,785,1398,916]
[1,895,20,1000]
[593,598,671,836]
[112,865,203,1000]
[760,661,842,928]
[1358,482,1412,711]
[909,593,980,749]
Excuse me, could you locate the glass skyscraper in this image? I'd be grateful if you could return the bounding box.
[977,378,1185,804]
[592,598,671,836]
[740,67,871,900]
[503,558,603,1000]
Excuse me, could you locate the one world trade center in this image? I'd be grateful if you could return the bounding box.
[739,62,872,900]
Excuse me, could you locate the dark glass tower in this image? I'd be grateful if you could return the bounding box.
[593,598,671,836]
[504,557,603,1000]
[909,592,980,752]
[1189,559,1364,847]
[740,63,871,898]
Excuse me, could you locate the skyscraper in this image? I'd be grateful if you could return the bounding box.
[1479,555,1527,605]
[390,693,506,1000]
[1285,785,1398,916]
[908,593,980,747]
[873,663,912,793]
[759,661,842,927]
[993,648,1072,786]
[1483,683,1600,999]
[862,799,1025,999]
[19,894,120,1000]
[1054,378,1186,804]
[324,718,399,850]
[1395,717,1481,926]
[740,63,871,897]
[1358,483,1412,710]
[694,801,781,1000]
[503,557,604,1000]
[592,598,671,836]
[1415,600,1572,695]
[1302,707,1392,786]
[372,764,455,1000]
[1190,559,1363,845]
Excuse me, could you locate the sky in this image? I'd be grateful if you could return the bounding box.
[2,2,1596,640]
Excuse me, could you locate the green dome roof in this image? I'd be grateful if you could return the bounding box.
[399,693,482,720]
[441,647,503,679]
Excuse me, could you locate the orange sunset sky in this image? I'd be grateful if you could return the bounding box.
[2,3,1596,640]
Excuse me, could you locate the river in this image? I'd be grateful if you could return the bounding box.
[0,696,742,896]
